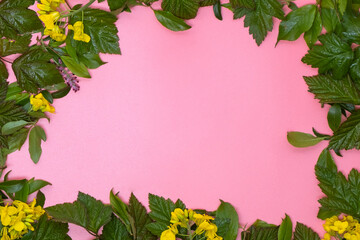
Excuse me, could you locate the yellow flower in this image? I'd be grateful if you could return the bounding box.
[44,25,66,42]
[323,216,339,232]
[322,233,331,240]
[330,220,349,234]
[68,21,91,43]
[38,11,60,29]
[170,208,188,227]
[193,213,214,226]
[37,0,64,13]
[160,225,178,240]
[30,93,55,113]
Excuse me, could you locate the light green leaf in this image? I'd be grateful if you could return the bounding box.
[302,34,354,79]
[293,222,320,240]
[28,125,46,164]
[77,192,112,233]
[327,104,342,132]
[60,56,91,78]
[32,215,71,240]
[12,48,64,93]
[329,110,360,150]
[303,75,360,104]
[154,10,191,32]
[287,131,325,148]
[110,189,131,233]
[161,0,200,19]
[277,4,317,43]
[278,214,292,240]
[215,200,239,240]
[338,0,347,15]
[1,120,29,135]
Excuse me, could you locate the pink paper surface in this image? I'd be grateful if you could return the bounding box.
[6,1,360,239]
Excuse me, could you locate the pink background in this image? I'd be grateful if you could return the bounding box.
[6,1,360,238]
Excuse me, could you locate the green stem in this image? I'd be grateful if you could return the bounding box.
[187,224,193,240]
[62,0,96,17]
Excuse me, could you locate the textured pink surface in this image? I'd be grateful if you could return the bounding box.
[6,2,360,239]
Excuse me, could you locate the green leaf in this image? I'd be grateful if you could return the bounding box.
[41,90,53,104]
[148,193,175,224]
[77,192,112,233]
[200,0,217,7]
[28,179,51,194]
[0,82,8,102]
[278,214,292,240]
[161,0,200,19]
[79,53,106,69]
[302,34,354,79]
[128,193,156,240]
[321,8,339,33]
[233,8,251,19]
[0,101,30,127]
[12,48,64,93]
[110,190,131,232]
[145,222,168,236]
[14,180,29,202]
[304,9,322,48]
[277,5,316,43]
[101,215,132,240]
[70,8,120,55]
[242,220,279,240]
[213,217,231,238]
[0,0,42,39]
[327,104,342,132]
[28,125,46,164]
[287,131,324,148]
[154,10,192,32]
[0,35,31,57]
[215,200,239,240]
[33,215,71,240]
[329,110,360,150]
[243,0,284,46]
[303,75,360,104]
[46,201,88,228]
[338,0,347,15]
[342,13,360,44]
[106,0,127,11]
[36,190,46,207]
[1,128,29,155]
[230,0,255,9]
[60,56,91,78]
[293,222,320,240]
[1,120,29,135]
[0,179,26,193]
[52,86,71,99]
[0,60,8,83]
[213,0,223,20]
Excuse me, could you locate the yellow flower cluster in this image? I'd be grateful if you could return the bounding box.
[30,93,55,113]
[322,215,360,240]
[0,199,45,240]
[37,0,90,42]
[160,208,222,240]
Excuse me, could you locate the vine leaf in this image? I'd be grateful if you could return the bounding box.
[242,0,284,46]
[128,193,156,240]
[303,75,360,104]
[293,222,320,240]
[12,48,64,93]
[302,34,354,79]
[277,4,317,43]
[329,110,360,151]
[315,149,360,219]
[32,215,71,240]
[154,10,191,32]
[70,8,121,55]
[77,192,113,234]
[161,0,200,20]
[101,215,132,240]
[0,0,42,39]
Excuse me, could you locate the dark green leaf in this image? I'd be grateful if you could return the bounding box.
[1,128,29,155]
[110,190,131,232]
[145,222,168,236]
[329,110,360,150]
[28,179,51,194]
[230,0,255,9]
[0,61,8,83]
[293,222,320,240]
[0,179,26,193]
[129,193,156,240]
[302,34,354,79]
[77,192,112,233]
[233,8,251,19]
[161,0,199,19]
[304,9,322,48]
[0,35,31,57]
[321,8,339,34]
[46,201,88,228]
[79,53,106,69]
[342,13,360,44]
[60,56,91,78]
[303,75,360,104]
[0,81,8,102]
[242,220,279,240]
[154,10,192,32]
[278,214,292,240]
[36,190,46,207]
[70,8,120,55]
[106,0,127,11]
[277,4,317,43]
[148,193,175,224]
[0,0,42,39]
[28,125,46,164]
[12,48,64,93]
[213,0,223,20]
[213,217,231,238]
[1,120,30,135]
[14,180,29,202]
[0,101,30,127]
[40,90,53,104]
[33,215,71,240]
[327,104,342,132]
[215,200,239,240]
[200,0,217,7]
[287,131,325,148]
[100,215,132,240]
[52,86,71,99]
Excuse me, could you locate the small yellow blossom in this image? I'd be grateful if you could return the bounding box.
[322,232,331,240]
[68,21,91,43]
[37,0,64,14]
[30,93,55,113]
[330,220,348,234]
[44,25,66,42]
[160,225,178,240]
[39,11,60,30]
